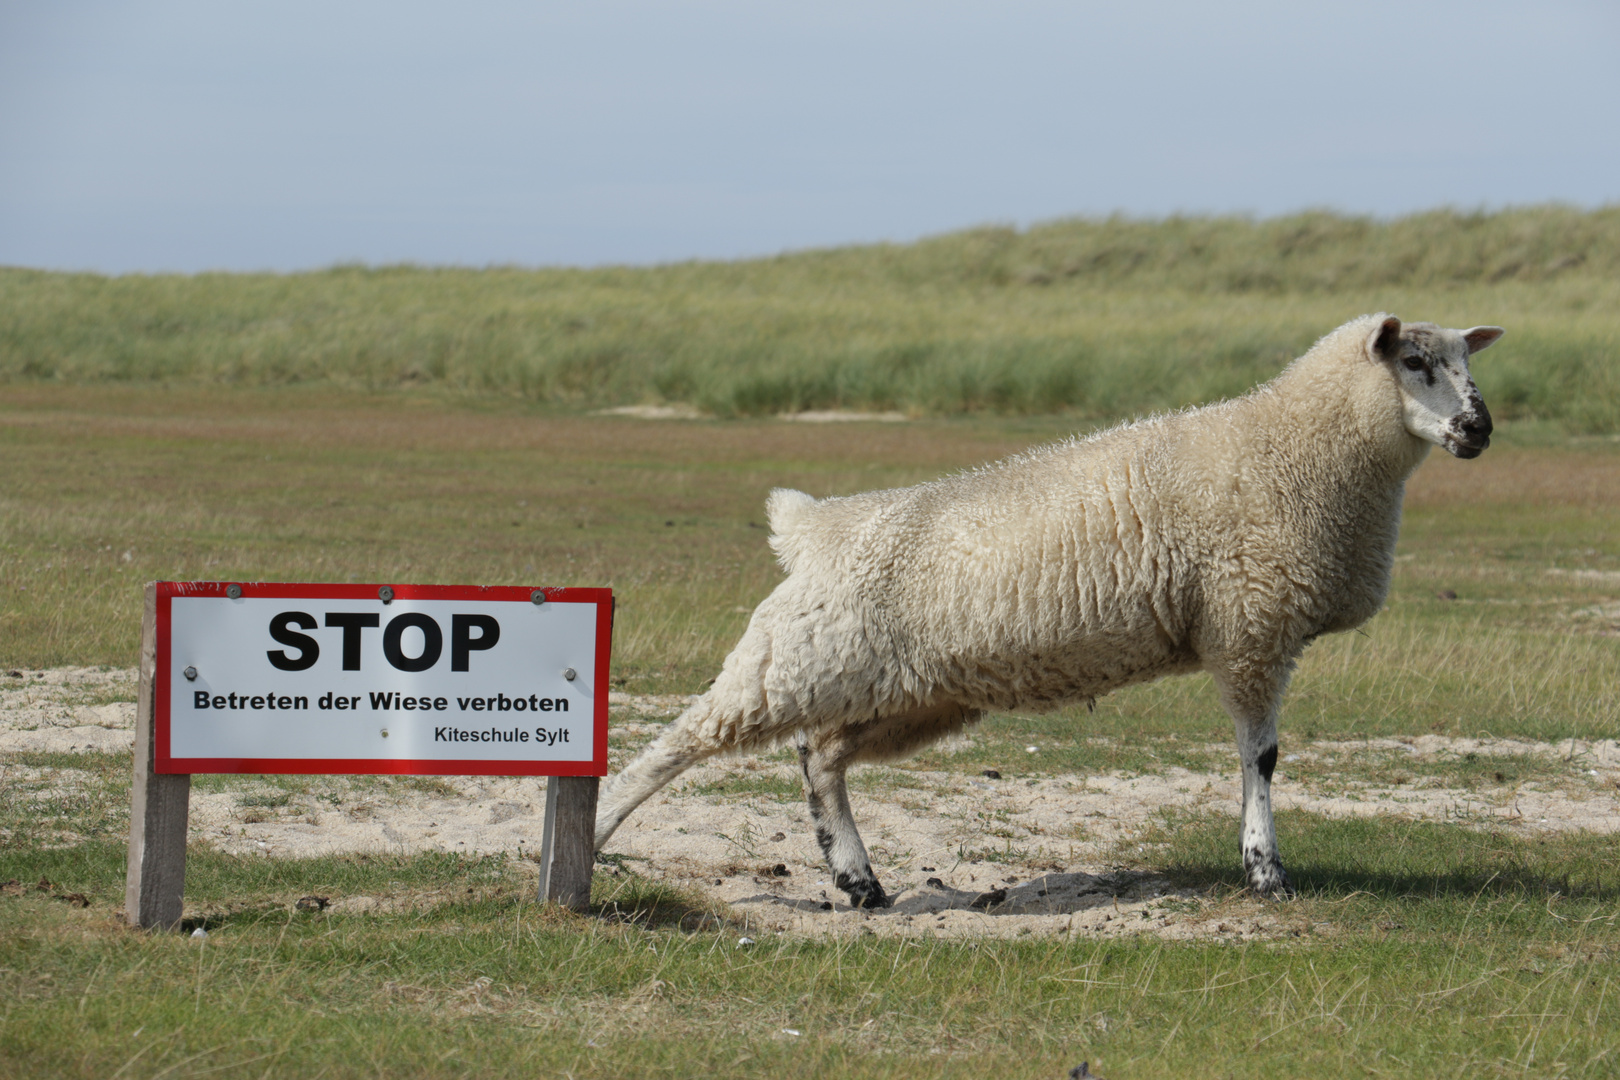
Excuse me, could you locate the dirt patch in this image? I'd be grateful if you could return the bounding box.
[0,667,138,754]
[591,406,911,424]
[6,671,1619,941]
[593,404,707,420]
[596,739,1620,940]
[779,410,910,423]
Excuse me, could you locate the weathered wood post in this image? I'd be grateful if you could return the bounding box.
[536,775,599,911]
[125,582,191,929]
[535,593,610,911]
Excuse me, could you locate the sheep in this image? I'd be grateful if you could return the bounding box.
[595,314,1504,905]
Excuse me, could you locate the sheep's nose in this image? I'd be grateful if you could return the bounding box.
[1459,404,1493,441]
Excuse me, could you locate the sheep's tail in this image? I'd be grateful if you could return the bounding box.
[765,487,818,572]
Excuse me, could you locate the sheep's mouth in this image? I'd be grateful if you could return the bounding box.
[1445,434,1490,459]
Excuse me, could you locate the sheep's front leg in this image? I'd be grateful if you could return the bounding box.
[1236,717,1291,897]
[798,741,890,909]
[1216,669,1294,898]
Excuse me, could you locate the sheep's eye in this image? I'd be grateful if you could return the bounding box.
[1402,356,1425,372]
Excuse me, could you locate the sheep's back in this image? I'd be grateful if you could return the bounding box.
[772,419,1203,710]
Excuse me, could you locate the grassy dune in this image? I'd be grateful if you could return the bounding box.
[4,206,1619,428]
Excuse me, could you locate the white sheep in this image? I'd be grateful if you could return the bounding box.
[595,314,1504,905]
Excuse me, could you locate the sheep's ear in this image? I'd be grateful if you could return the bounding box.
[1369,316,1402,361]
[1463,326,1505,355]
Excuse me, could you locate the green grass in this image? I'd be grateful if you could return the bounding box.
[5,206,1620,428]
[1136,811,1620,907]
[4,824,1618,1078]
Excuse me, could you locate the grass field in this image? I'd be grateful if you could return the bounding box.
[2,827,1617,1079]
[3,381,1620,1077]
[4,214,1620,1077]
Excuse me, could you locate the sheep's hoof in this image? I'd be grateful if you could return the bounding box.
[837,873,892,910]
[1246,859,1295,900]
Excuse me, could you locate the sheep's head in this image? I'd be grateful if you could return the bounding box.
[1369,316,1503,459]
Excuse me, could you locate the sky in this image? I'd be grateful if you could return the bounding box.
[1,1,1616,274]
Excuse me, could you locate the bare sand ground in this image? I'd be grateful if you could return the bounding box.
[590,405,910,423]
[6,669,1618,941]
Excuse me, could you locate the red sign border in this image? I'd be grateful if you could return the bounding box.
[154,581,612,777]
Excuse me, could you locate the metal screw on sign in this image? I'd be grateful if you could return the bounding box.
[531,589,546,605]
[182,666,197,682]
[378,586,394,604]
[226,584,242,599]
[563,668,577,681]
[380,729,389,738]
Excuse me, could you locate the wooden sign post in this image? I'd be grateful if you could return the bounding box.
[126,585,191,929]
[124,581,613,929]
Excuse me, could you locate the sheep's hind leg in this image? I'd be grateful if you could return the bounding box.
[1213,667,1294,898]
[798,741,890,909]
[799,702,981,910]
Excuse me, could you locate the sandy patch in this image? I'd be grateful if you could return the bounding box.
[0,667,138,754]
[595,744,1620,940]
[590,406,911,424]
[1300,734,1620,768]
[6,671,1619,940]
[593,404,708,420]
[779,410,910,423]
[1546,568,1620,584]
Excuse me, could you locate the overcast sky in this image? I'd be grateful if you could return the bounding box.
[2,1,1616,274]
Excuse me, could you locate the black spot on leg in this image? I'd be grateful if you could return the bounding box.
[800,747,843,863]
[1257,743,1278,783]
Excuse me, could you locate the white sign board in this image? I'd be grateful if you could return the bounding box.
[154,582,611,775]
